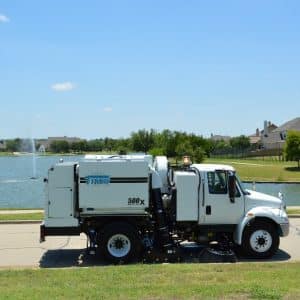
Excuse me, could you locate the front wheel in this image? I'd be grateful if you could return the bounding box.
[242,221,279,258]
[99,222,141,264]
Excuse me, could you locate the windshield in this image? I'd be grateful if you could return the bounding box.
[235,174,249,195]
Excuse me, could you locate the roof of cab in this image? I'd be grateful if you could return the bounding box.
[192,164,235,172]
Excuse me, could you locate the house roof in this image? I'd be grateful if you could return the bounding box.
[273,117,300,132]
[249,136,261,144]
[210,135,231,142]
[264,123,278,133]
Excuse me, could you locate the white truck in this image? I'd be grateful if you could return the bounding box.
[40,155,289,263]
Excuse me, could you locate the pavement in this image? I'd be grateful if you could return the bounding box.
[0,220,299,268]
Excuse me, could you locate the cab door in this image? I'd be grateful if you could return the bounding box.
[202,170,244,225]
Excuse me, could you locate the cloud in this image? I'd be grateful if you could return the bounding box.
[51,82,75,92]
[0,14,10,23]
[103,107,113,112]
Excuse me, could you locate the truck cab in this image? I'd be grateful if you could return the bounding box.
[171,163,289,258]
[41,155,289,263]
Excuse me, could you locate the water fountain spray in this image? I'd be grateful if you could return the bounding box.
[30,138,37,179]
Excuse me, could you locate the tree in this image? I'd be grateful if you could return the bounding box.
[284,131,300,168]
[210,139,231,154]
[6,138,21,152]
[115,138,131,154]
[230,135,250,150]
[148,147,165,157]
[87,139,104,152]
[175,140,194,161]
[70,140,88,152]
[131,129,155,153]
[103,137,118,152]
[50,140,70,153]
[159,129,177,157]
[193,147,205,163]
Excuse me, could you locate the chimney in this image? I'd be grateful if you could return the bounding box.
[256,128,260,137]
[264,120,268,137]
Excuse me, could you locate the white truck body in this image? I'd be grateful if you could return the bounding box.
[41,155,289,262]
[79,159,149,215]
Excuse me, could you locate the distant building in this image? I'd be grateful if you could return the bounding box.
[0,140,6,150]
[249,121,278,148]
[249,128,262,146]
[249,118,300,150]
[262,117,300,150]
[210,134,231,142]
[37,136,82,151]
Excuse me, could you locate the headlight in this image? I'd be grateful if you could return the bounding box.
[281,216,289,223]
[279,208,288,221]
[278,192,286,210]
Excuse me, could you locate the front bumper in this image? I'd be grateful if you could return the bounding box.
[279,222,290,237]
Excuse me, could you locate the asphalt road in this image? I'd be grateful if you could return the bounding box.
[0,219,299,268]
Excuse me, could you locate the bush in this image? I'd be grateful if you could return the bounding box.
[175,141,194,161]
[284,130,300,168]
[193,147,205,163]
[50,140,70,153]
[148,147,165,157]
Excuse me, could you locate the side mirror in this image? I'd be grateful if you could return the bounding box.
[228,174,236,203]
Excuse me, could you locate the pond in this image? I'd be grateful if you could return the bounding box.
[243,182,300,206]
[0,155,299,208]
[0,155,84,208]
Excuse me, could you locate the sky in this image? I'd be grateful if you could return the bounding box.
[1,1,300,139]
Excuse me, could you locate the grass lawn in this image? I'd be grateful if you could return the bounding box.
[0,208,42,210]
[0,212,43,221]
[0,152,14,156]
[0,263,299,299]
[205,157,300,182]
[287,208,300,215]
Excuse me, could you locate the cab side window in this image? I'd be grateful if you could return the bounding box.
[207,171,228,194]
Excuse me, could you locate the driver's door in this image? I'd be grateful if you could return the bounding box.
[202,170,244,224]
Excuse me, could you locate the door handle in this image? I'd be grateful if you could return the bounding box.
[206,205,211,215]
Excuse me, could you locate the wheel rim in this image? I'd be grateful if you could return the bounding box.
[107,234,131,258]
[250,230,272,253]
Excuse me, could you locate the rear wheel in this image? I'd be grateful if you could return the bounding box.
[242,221,279,258]
[99,222,141,264]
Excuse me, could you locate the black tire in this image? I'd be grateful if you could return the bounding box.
[99,222,141,264]
[242,221,279,258]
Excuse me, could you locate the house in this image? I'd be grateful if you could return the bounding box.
[249,121,278,148]
[262,117,300,150]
